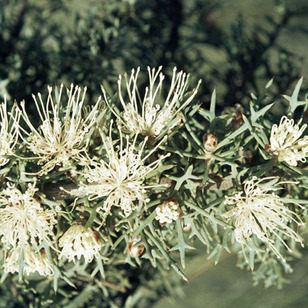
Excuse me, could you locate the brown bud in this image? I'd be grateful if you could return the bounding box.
[235,110,243,122]
[230,111,244,130]
[203,133,218,152]
[128,235,145,258]
[264,144,271,151]
[93,231,100,242]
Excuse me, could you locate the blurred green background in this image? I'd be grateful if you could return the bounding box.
[154,247,308,308]
[1,0,308,307]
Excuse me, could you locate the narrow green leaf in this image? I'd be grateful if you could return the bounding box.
[132,210,157,238]
[168,165,201,191]
[284,77,307,114]
[170,220,195,269]
[250,101,274,123]
[143,228,187,281]
[216,123,248,150]
[209,89,216,121]
[185,201,228,227]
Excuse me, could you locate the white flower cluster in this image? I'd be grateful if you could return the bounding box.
[0,69,198,272]
[0,183,56,248]
[0,68,307,287]
[72,127,169,219]
[270,116,308,166]
[224,177,303,260]
[155,198,180,225]
[0,67,200,178]
[59,225,102,263]
[0,183,56,275]
[19,84,101,175]
[103,66,201,137]
[4,244,54,276]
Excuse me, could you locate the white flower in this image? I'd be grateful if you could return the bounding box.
[0,183,56,248]
[223,177,303,260]
[102,66,201,137]
[270,116,308,166]
[58,225,102,263]
[0,98,20,166]
[4,244,54,276]
[19,84,101,175]
[155,197,180,224]
[72,126,169,219]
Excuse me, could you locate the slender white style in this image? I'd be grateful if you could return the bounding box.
[72,125,169,219]
[102,66,201,137]
[224,177,303,260]
[270,116,308,166]
[0,98,20,166]
[59,225,102,263]
[19,84,101,175]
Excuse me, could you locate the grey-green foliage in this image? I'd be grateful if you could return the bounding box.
[0,68,307,307]
[0,0,308,307]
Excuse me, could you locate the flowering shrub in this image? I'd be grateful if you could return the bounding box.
[0,66,307,306]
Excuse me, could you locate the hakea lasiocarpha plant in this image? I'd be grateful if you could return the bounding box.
[0,68,307,302]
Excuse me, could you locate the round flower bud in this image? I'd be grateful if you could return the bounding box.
[264,144,271,151]
[128,235,145,258]
[155,197,181,225]
[203,133,218,153]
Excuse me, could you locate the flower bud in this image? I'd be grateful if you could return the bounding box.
[222,105,244,131]
[155,197,181,225]
[128,235,145,258]
[183,223,191,232]
[203,133,218,152]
